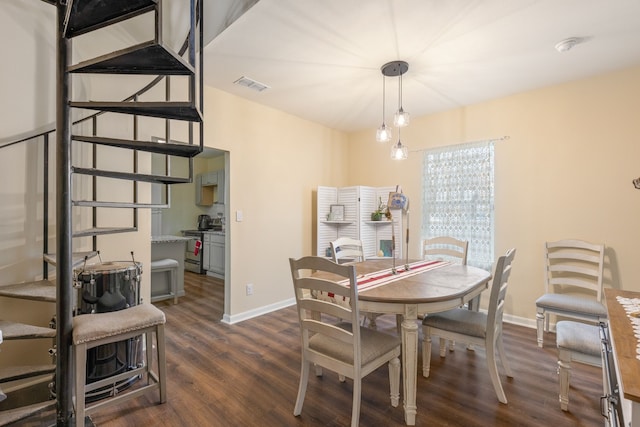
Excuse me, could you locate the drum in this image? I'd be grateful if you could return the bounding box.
[75,261,142,315]
[73,261,143,401]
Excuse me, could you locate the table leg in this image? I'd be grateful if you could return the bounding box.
[402,305,418,425]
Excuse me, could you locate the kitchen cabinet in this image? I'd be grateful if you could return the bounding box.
[201,171,218,185]
[202,232,225,278]
[202,233,211,271]
[196,170,224,206]
[316,186,402,259]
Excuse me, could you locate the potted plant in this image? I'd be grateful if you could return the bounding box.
[371,197,386,221]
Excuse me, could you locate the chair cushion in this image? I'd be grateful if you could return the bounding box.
[73,304,166,345]
[535,293,607,317]
[422,308,487,338]
[556,320,601,357]
[309,323,400,365]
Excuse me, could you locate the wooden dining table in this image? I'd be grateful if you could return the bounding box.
[342,258,492,426]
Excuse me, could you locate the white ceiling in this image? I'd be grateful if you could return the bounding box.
[202,0,640,133]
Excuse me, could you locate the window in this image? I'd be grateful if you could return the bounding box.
[422,141,494,270]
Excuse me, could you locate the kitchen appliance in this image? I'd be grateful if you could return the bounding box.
[197,214,211,231]
[183,230,204,274]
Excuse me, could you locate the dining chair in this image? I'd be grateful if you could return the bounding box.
[289,256,401,427]
[422,236,470,350]
[422,236,469,265]
[330,237,365,264]
[535,239,606,347]
[422,248,516,404]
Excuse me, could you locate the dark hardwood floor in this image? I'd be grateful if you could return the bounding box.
[21,271,604,426]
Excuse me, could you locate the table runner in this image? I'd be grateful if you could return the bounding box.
[615,295,640,360]
[315,260,450,307]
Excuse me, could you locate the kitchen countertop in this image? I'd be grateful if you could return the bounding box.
[152,235,191,243]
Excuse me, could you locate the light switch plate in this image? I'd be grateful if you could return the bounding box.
[236,210,243,222]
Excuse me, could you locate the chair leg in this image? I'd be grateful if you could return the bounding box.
[74,342,87,427]
[351,377,362,427]
[439,338,447,357]
[422,327,432,378]
[156,325,167,403]
[496,332,513,378]
[294,360,310,416]
[389,357,400,407]
[536,310,545,348]
[487,339,508,404]
[558,348,571,411]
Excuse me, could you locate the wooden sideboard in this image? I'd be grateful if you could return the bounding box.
[605,288,640,426]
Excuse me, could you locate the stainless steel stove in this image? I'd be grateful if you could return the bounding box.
[182,230,204,274]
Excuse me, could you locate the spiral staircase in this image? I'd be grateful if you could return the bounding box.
[0,0,203,425]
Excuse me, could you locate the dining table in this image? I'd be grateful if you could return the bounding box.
[325,258,492,426]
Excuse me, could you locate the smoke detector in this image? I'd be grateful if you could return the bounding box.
[555,37,585,53]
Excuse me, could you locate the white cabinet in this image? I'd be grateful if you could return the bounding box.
[316,186,403,259]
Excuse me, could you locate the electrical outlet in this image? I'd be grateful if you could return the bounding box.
[246,283,254,296]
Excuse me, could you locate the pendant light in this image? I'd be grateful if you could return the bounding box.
[378,61,409,159]
[393,64,410,127]
[375,75,392,142]
[391,127,408,160]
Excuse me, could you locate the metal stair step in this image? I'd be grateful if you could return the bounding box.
[44,251,98,268]
[0,365,55,384]
[0,280,56,303]
[72,227,138,238]
[0,401,56,426]
[68,41,194,75]
[0,320,55,340]
[64,0,157,38]
[72,135,201,157]
[70,101,202,122]
[72,167,191,184]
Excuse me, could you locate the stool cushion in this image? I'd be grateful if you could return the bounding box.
[151,258,179,270]
[73,304,166,345]
[556,320,600,357]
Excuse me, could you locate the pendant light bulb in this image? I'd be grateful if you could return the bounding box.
[376,123,392,142]
[376,75,392,142]
[391,140,408,160]
[393,70,410,127]
[390,127,408,160]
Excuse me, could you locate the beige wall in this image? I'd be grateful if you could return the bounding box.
[202,86,349,317]
[347,65,640,323]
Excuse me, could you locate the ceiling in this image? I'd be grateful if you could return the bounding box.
[202,0,640,133]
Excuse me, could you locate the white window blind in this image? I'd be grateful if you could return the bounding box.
[422,141,495,270]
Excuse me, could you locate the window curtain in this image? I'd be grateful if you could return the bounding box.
[422,141,495,270]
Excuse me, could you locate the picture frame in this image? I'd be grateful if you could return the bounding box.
[330,204,345,221]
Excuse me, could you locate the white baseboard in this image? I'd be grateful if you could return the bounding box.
[222,297,296,325]
[223,299,544,332]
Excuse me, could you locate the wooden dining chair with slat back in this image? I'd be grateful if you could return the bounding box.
[330,237,365,264]
[422,248,517,404]
[289,256,401,427]
[535,239,606,347]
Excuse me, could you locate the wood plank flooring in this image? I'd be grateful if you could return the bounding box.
[20,271,605,426]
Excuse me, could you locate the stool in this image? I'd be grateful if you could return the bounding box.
[556,320,603,411]
[73,304,167,427]
[151,258,179,304]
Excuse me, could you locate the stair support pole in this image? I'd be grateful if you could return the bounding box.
[56,1,74,425]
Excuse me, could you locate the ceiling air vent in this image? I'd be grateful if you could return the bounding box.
[233,76,269,92]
